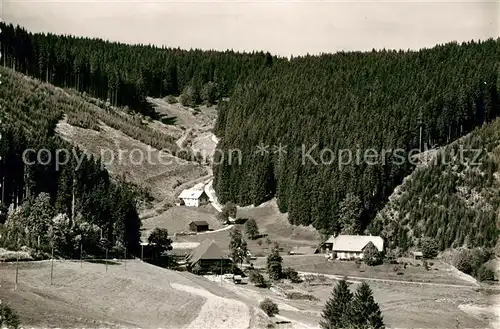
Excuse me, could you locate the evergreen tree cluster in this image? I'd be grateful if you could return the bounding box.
[321,280,384,329]
[213,39,500,243]
[1,23,278,116]
[0,68,141,256]
[375,115,500,252]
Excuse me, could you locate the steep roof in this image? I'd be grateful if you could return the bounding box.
[178,189,206,200]
[186,239,227,264]
[190,220,209,226]
[171,242,200,250]
[330,235,384,252]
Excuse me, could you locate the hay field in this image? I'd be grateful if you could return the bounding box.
[0,260,254,328]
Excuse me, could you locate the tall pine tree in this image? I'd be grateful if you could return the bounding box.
[320,279,353,329]
[351,282,385,329]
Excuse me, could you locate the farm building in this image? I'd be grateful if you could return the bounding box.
[321,235,384,260]
[186,239,232,274]
[189,220,210,232]
[178,189,209,207]
[412,251,423,259]
[169,242,201,260]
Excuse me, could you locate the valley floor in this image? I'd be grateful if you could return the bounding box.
[0,258,497,329]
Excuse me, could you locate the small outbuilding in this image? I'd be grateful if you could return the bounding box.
[412,251,423,261]
[189,220,210,232]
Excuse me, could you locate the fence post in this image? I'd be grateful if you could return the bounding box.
[14,256,19,291]
[105,249,108,273]
[124,247,127,270]
[50,247,54,285]
[80,244,83,268]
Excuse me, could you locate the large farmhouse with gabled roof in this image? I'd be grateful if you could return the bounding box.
[321,234,384,260]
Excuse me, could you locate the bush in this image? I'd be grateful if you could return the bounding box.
[166,95,177,104]
[282,267,301,283]
[452,248,491,278]
[249,270,267,287]
[453,249,474,275]
[362,242,383,266]
[477,265,495,282]
[0,303,20,329]
[260,298,279,317]
[393,265,404,275]
[421,238,438,259]
[245,219,260,240]
[180,86,197,107]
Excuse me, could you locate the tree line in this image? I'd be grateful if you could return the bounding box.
[0,22,277,117]
[213,38,500,251]
[0,67,141,257]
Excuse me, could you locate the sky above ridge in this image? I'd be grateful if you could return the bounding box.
[3,0,499,56]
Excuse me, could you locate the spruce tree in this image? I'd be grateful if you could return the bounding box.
[351,282,385,329]
[266,245,282,281]
[320,279,353,329]
[245,218,260,240]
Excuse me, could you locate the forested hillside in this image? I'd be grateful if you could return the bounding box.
[213,39,500,251]
[0,67,141,257]
[374,118,500,252]
[0,23,277,117]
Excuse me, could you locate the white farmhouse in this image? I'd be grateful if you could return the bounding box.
[178,189,209,207]
[322,235,384,260]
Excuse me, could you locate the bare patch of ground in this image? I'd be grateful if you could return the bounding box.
[171,283,251,329]
[56,119,207,203]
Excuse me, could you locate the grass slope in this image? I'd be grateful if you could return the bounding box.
[0,260,254,328]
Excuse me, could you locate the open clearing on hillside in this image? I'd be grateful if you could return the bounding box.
[0,260,257,328]
[141,204,222,239]
[176,200,320,255]
[56,119,207,203]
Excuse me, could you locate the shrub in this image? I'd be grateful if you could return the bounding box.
[260,298,279,317]
[393,265,403,275]
[453,249,473,275]
[362,242,383,266]
[267,247,282,281]
[282,267,301,283]
[166,95,177,104]
[245,219,260,240]
[477,265,495,282]
[0,303,20,329]
[420,238,438,259]
[249,270,267,287]
[180,86,197,107]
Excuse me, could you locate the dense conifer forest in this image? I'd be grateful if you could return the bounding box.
[375,117,500,252]
[1,22,499,253]
[0,23,277,117]
[213,39,500,250]
[0,67,141,257]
